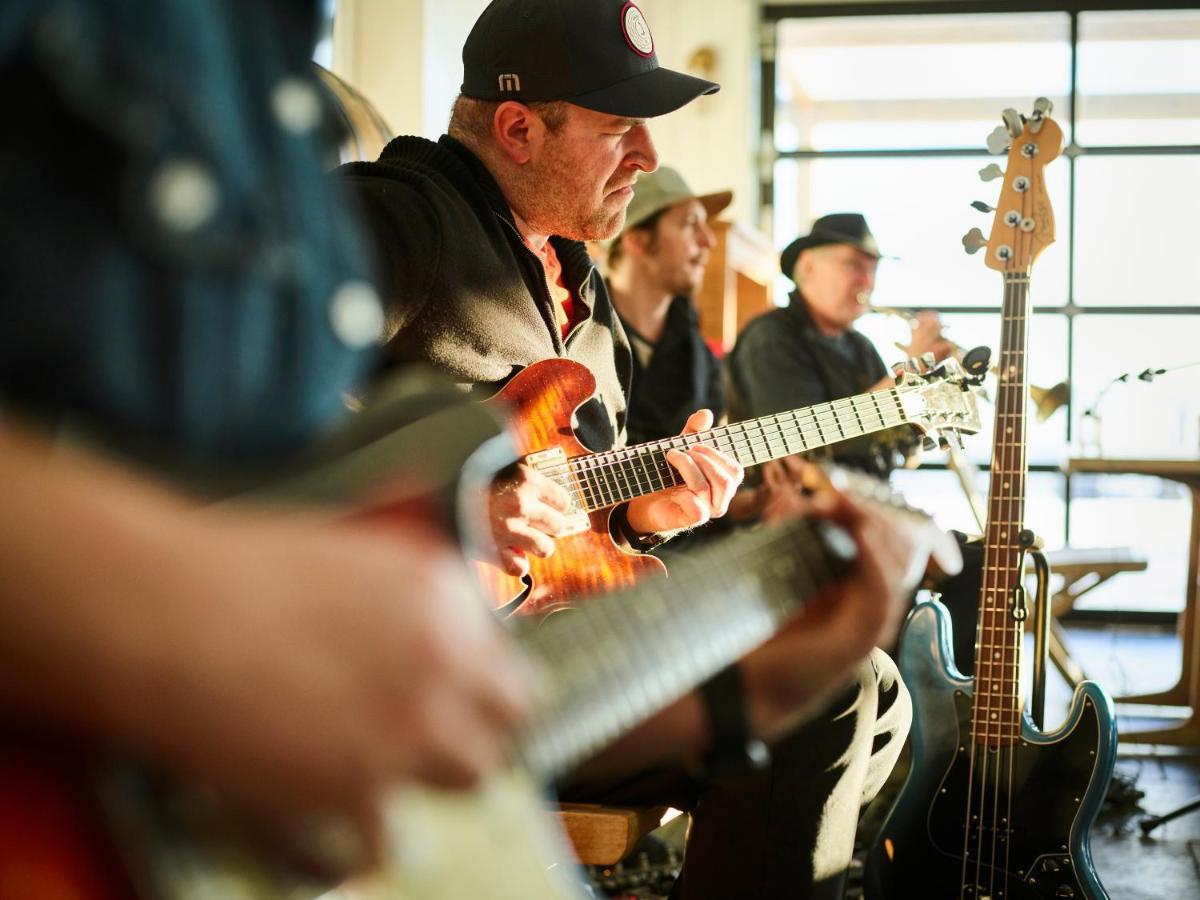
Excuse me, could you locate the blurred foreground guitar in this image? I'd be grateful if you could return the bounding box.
[864,99,1116,900]
[479,354,982,617]
[2,467,960,900]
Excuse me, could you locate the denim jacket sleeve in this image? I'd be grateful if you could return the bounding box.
[0,0,377,466]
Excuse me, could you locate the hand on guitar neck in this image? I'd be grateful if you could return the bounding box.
[485,407,744,577]
[573,469,961,778]
[742,469,961,742]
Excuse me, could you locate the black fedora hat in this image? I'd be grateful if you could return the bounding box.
[462,0,719,119]
[779,213,882,284]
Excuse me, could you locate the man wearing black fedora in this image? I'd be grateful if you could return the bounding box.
[338,3,925,896]
[728,213,952,478]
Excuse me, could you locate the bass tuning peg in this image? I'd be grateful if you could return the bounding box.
[986,125,1011,155]
[978,163,1004,182]
[961,227,988,255]
[1001,108,1024,139]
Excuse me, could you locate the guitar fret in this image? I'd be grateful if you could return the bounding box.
[550,371,967,521]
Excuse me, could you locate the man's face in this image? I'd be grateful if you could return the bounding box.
[518,104,658,242]
[796,244,878,332]
[637,198,716,297]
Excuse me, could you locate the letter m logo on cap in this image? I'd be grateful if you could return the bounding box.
[498,73,522,92]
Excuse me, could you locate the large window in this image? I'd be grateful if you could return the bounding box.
[762,3,1200,612]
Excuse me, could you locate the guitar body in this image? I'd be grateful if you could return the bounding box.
[864,601,1116,900]
[476,358,665,617]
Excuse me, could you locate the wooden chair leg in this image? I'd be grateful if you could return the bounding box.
[554,804,669,867]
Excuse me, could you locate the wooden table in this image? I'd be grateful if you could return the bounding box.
[1066,457,1200,746]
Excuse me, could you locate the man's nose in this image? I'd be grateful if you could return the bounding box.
[626,123,658,173]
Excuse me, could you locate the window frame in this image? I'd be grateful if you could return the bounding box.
[758,0,1200,574]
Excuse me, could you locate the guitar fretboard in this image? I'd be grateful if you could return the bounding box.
[512,516,856,780]
[547,390,910,512]
[972,271,1031,747]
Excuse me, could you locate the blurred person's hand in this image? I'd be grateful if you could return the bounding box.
[0,430,533,875]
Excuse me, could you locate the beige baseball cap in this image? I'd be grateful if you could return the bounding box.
[620,166,732,236]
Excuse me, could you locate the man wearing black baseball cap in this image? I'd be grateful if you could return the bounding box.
[339,4,917,897]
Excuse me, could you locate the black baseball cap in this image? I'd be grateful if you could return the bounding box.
[461,0,719,118]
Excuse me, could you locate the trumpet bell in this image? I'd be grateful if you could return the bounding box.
[1031,380,1069,423]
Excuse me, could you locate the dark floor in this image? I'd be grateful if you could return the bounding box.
[1046,623,1200,900]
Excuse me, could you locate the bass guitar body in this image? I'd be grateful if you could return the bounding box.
[865,600,1116,900]
[477,358,664,618]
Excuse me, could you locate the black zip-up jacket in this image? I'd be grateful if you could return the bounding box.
[338,135,632,453]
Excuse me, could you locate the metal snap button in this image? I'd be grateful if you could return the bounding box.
[272,77,323,135]
[148,159,218,233]
[328,281,384,348]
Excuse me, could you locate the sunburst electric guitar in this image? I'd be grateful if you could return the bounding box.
[479,354,982,616]
[864,99,1117,900]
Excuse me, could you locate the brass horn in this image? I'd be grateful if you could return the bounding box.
[869,305,1069,422]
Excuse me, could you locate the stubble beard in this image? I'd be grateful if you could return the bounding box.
[510,149,628,242]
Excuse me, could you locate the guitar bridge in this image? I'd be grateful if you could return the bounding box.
[526,447,591,538]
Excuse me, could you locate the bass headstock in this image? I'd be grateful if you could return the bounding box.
[963,98,1063,275]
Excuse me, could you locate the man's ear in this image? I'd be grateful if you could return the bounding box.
[492,102,542,165]
[794,248,813,283]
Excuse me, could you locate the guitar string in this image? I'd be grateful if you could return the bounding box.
[984,271,1026,900]
[535,391,913,512]
[961,237,1032,898]
[551,414,905,513]
[972,229,1033,900]
[565,413,901,509]
[515,515,839,779]
[1002,215,1034,900]
[544,388,908,490]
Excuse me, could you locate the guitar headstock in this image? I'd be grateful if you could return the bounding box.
[895,357,984,440]
[963,98,1063,275]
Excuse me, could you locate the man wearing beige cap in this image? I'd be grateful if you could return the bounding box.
[606,166,732,445]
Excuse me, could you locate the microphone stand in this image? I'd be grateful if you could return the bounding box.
[1080,360,1200,456]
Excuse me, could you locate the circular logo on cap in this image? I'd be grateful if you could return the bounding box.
[621,2,654,58]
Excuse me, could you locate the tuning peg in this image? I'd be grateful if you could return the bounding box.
[970,200,995,213]
[1029,97,1053,134]
[978,163,1004,182]
[986,125,1011,155]
[1002,108,1024,139]
[961,227,988,255]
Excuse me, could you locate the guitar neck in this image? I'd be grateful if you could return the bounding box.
[512,516,856,780]
[569,389,911,510]
[974,272,1032,744]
